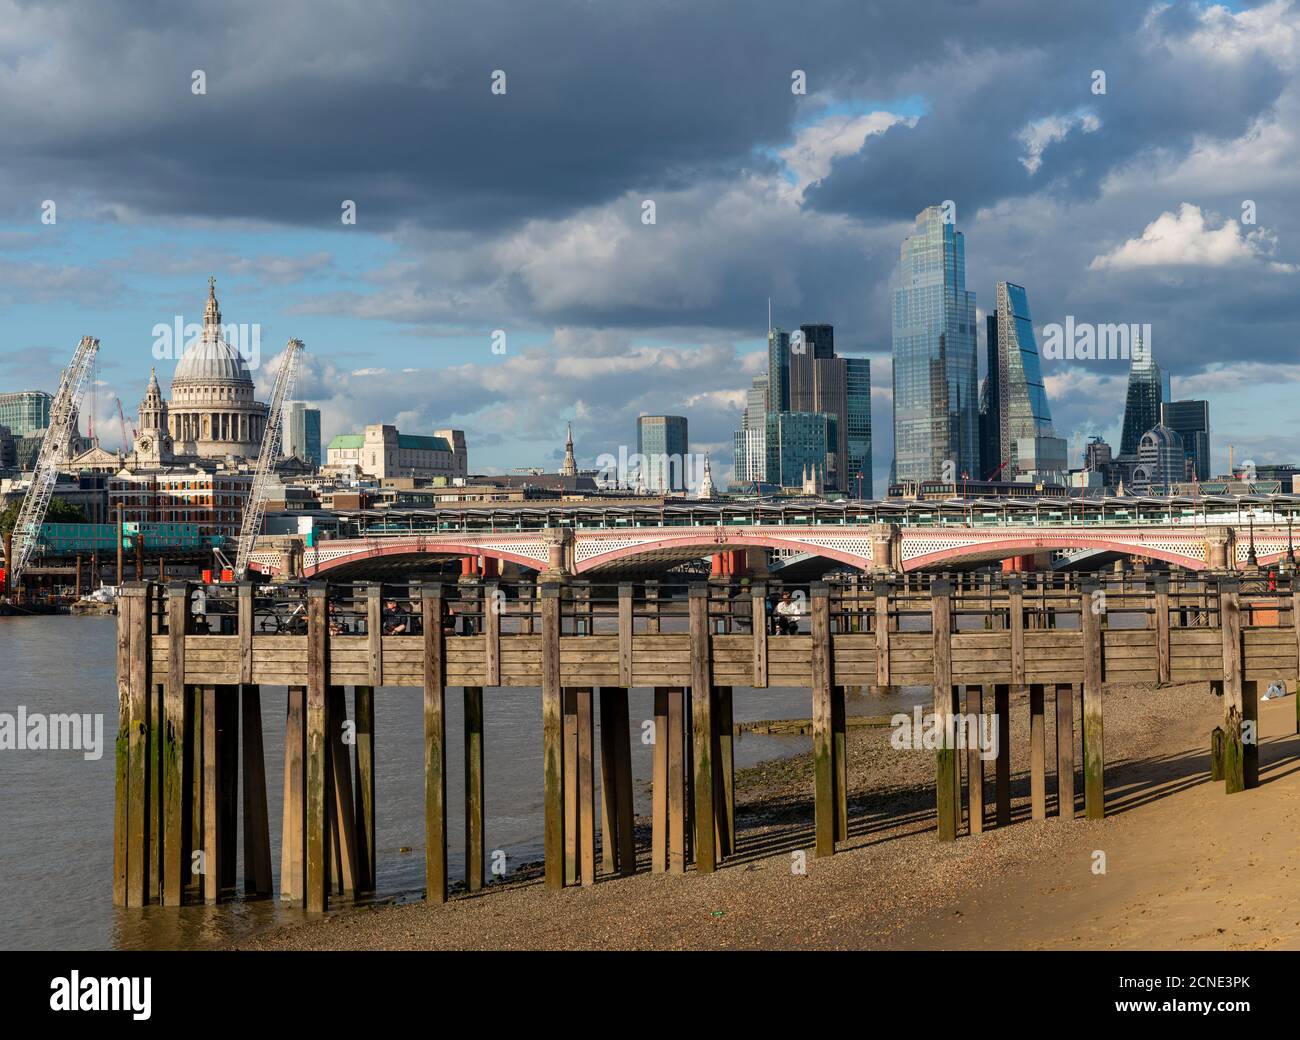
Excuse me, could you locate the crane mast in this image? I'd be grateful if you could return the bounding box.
[6,336,100,585]
[233,338,304,578]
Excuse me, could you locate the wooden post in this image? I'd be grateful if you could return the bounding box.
[994,683,1011,826]
[668,687,686,874]
[1028,684,1046,821]
[1210,726,1225,781]
[202,685,220,904]
[112,588,134,906]
[875,579,891,692]
[421,584,448,901]
[576,687,596,885]
[241,685,273,897]
[1293,588,1300,736]
[1009,575,1024,687]
[353,685,376,893]
[1055,683,1075,819]
[832,684,847,841]
[811,582,835,856]
[563,687,579,885]
[1219,579,1247,794]
[1243,680,1259,790]
[188,686,203,898]
[689,585,716,872]
[618,584,634,688]
[365,584,383,687]
[751,581,768,687]
[599,687,637,877]
[281,687,305,902]
[716,684,737,853]
[484,580,501,686]
[464,685,485,892]
[540,583,564,889]
[326,686,359,895]
[966,685,984,835]
[217,686,239,892]
[161,583,190,906]
[652,687,669,873]
[932,578,958,841]
[305,586,329,911]
[126,586,153,907]
[1081,579,1104,819]
[1155,575,1171,685]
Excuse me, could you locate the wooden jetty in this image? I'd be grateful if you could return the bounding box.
[112,573,1300,909]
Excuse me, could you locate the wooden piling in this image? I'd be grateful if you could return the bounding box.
[125,587,153,906]
[576,686,596,886]
[305,587,329,912]
[464,685,485,892]
[932,579,958,841]
[540,583,564,890]
[689,585,716,872]
[1080,580,1104,820]
[201,684,220,904]
[241,685,273,897]
[811,582,835,856]
[717,684,737,853]
[217,686,238,891]
[668,687,686,874]
[1055,683,1075,819]
[1210,726,1225,781]
[280,687,305,902]
[874,579,891,692]
[1219,579,1248,794]
[966,684,984,835]
[353,685,376,893]
[598,687,637,877]
[994,683,1011,826]
[1028,684,1046,821]
[652,687,669,873]
[563,687,579,886]
[327,685,359,896]
[421,584,448,902]
[1155,576,1171,685]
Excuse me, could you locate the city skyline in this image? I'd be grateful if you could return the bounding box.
[1,1,1298,493]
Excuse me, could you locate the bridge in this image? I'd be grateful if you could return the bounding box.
[247,495,1300,579]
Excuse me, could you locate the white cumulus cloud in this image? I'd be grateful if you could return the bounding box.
[1088,203,1297,272]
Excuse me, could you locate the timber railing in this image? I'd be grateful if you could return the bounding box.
[113,572,1300,911]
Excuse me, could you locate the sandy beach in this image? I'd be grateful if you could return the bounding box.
[239,684,1300,951]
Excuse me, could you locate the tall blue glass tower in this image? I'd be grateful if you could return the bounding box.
[890,205,978,483]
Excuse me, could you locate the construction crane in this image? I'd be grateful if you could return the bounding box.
[233,338,305,578]
[114,396,136,446]
[5,336,100,585]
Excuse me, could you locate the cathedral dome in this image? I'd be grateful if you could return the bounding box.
[171,277,254,387]
[172,334,252,385]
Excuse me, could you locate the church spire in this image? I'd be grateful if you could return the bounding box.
[560,422,577,477]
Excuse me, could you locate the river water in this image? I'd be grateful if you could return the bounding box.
[0,614,927,950]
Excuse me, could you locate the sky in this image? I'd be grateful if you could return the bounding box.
[1,0,1298,492]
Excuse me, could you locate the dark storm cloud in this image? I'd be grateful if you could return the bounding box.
[1,0,1151,231]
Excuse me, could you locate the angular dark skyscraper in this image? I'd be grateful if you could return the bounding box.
[890,205,978,482]
[1119,337,1169,457]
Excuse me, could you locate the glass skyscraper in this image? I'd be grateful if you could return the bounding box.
[766,328,790,414]
[637,414,689,492]
[845,357,872,498]
[287,401,322,465]
[992,281,1054,478]
[1119,336,1169,457]
[890,205,978,482]
[1161,399,1210,481]
[0,390,53,437]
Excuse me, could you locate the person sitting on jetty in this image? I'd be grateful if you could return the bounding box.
[382,598,409,635]
[773,590,803,634]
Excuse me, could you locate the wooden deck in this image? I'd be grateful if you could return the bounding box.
[112,574,1300,912]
